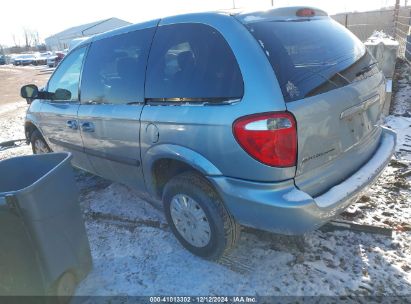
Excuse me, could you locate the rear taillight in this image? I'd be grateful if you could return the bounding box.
[233,112,297,167]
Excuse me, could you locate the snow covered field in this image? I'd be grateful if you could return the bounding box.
[0,63,410,297]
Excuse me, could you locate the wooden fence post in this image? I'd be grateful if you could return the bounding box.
[394,0,400,38]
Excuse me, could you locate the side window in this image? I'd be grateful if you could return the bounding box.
[47,46,86,101]
[146,23,244,101]
[80,28,155,105]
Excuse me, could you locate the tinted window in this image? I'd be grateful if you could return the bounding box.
[47,46,86,101]
[247,19,377,102]
[146,23,243,101]
[81,28,155,104]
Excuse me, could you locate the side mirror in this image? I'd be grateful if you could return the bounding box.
[54,88,71,101]
[20,84,39,104]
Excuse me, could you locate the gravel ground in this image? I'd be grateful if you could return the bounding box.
[0,62,410,298]
[0,65,52,105]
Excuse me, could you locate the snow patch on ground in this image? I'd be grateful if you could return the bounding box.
[385,116,411,161]
[0,101,31,160]
[0,101,26,116]
[391,61,411,115]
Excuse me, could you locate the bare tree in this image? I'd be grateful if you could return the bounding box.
[23,27,32,49]
[10,28,41,51]
[31,30,40,47]
[12,33,20,47]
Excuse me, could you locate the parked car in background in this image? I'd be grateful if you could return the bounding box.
[13,54,36,66]
[0,55,5,65]
[33,52,52,66]
[21,7,396,261]
[47,51,66,67]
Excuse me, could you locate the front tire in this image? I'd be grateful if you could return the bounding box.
[30,129,51,154]
[163,172,240,260]
[47,271,76,304]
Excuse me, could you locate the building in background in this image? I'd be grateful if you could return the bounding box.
[45,18,131,51]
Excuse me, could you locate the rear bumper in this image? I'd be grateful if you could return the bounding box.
[209,127,396,234]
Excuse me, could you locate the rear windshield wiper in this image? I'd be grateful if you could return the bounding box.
[303,70,351,98]
[356,62,378,77]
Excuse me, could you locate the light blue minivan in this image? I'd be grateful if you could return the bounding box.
[21,7,396,260]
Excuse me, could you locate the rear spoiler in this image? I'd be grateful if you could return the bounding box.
[235,6,328,24]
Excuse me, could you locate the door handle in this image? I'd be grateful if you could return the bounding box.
[81,121,95,132]
[66,120,78,130]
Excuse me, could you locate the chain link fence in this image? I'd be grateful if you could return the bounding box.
[395,5,411,61]
[331,0,411,62]
[332,9,396,41]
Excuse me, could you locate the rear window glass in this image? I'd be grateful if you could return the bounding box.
[145,23,243,102]
[247,19,377,102]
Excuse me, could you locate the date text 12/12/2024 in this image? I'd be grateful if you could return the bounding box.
[149,296,257,303]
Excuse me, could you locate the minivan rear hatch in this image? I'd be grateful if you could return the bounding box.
[239,10,386,196]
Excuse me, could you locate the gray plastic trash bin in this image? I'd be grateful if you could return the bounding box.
[0,152,92,296]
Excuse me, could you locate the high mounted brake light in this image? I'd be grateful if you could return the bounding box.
[233,112,297,167]
[296,8,316,17]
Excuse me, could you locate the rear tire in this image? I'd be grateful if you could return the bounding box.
[30,129,51,154]
[163,171,240,260]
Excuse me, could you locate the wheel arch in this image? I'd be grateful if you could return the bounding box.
[143,144,223,199]
[24,120,41,143]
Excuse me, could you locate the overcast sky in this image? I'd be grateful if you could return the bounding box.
[0,0,397,47]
